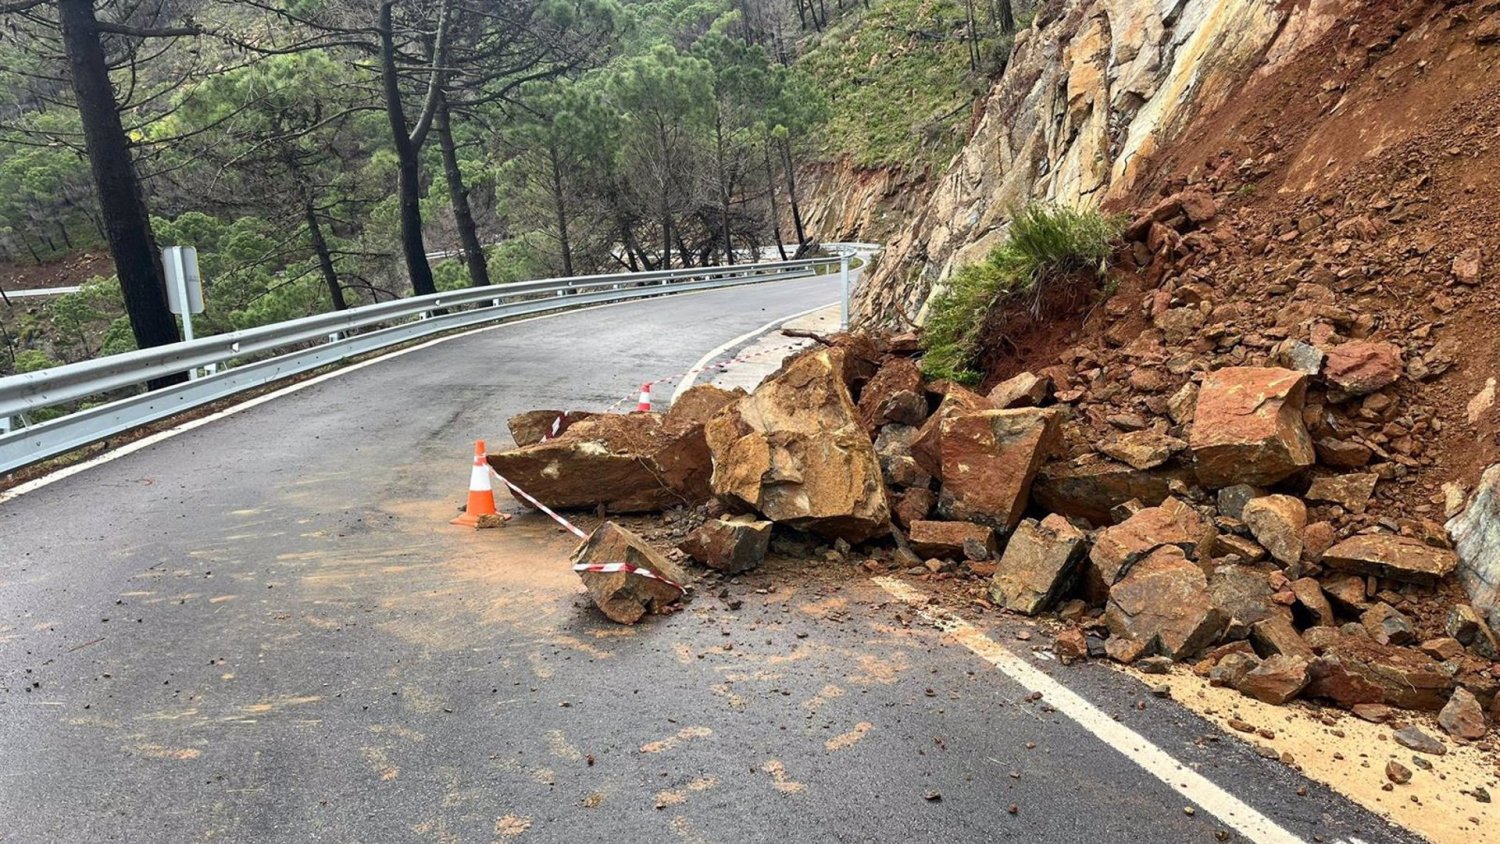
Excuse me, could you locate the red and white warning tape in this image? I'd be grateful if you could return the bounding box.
[489,468,589,539]
[571,561,686,593]
[490,468,686,594]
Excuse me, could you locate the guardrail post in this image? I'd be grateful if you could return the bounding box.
[839,250,851,330]
[0,415,12,434]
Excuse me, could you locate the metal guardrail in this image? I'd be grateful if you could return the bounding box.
[0,256,837,476]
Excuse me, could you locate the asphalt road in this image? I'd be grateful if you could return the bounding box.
[0,273,1422,843]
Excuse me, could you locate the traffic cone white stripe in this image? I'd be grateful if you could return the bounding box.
[635,382,652,412]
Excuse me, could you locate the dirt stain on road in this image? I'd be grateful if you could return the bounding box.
[641,725,713,754]
[825,721,873,752]
[1143,668,1499,844]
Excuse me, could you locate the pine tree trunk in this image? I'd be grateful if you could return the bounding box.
[548,143,575,276]
[379,4,438,297]
[763,139,789,261]
[715,117,733,265]
[780,138,808,249]
[57,0,182,383]
[306,202,347,311]
[434,92,490,288]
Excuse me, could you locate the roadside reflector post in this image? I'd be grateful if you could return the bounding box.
[839,249,851,330]
[163,245,205,379]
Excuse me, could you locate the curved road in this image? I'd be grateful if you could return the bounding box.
[0,273,1419,843]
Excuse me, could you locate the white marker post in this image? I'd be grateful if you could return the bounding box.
[162,246,205,379]
[839,248,852,330]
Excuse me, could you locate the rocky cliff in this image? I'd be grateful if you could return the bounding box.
[857,0,1348,325]
[798,157,930,246]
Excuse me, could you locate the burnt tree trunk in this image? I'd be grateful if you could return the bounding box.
[305,201,347,311]
[378,3,437,297]
[547,142,574,276]
[780,137,808,250]
[57,0,181,374]
[763,138,789,260]
[434,91,490,287]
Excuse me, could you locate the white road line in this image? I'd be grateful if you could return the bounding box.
[2,275,835,504]
[872,576,1306,844]
[670,301,836,404]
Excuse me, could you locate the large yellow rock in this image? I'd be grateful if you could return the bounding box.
[705,348,890,543]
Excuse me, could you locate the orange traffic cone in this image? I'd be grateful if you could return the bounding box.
[451,439,501,527]
[635,383,652,412]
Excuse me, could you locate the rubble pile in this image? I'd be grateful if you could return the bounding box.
[486,186,1499,736]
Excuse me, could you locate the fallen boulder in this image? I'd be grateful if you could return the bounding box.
[705,347,890,543]
[1237,654,1311,705]
[1032,458,1192,525]
[1305,473,1378,514]
[1099,430,1187,471]
[679,515,772,573]
[1323,341,1403,396]
[1305,637,1454,710]
[987,371,1051,409]
[1438,688,1488,740]
[1086,498,1206,602]
[1321,534,1459,586]
[1241,495,1307,565]
[1189,367,1315,488]
[892,488,936,529]
[1448,463,1500,624]
[936,408,1063,531]
[908,520,994,559]
[572,522,688,624]
[989,514,1088,615]
[664,384,746,430]
[1209,564,1286,636]
[910,385,991,476]
[507,409,596,447]
[490,413,711,513]
[857,356,927,430]
[1104,546,1228,661]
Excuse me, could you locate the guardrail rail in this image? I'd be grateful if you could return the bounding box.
[0,255,843,476]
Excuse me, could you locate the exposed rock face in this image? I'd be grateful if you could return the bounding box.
[1104,546,1227,661]
[1321,534,1459,586]
[705,348,891,543]
[989,514,1088,615]
[490,413,712,513]
[1448,463,1500,624]
[679,516,772,574]
[507,410,596,447]
[855,0,1311,325]
[936,408,1064,531]
[908,520,995,559]
[572,522,688,624]
[1189,367,1315,488]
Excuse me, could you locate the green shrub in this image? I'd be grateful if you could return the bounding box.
[919,204,1122,383]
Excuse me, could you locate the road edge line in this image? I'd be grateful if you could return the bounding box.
[671,301,837,403]
[871,576,1306,844]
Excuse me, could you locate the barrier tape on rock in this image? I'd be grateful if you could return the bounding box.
[571,562,686,593]
[489,468,589,539]
[488,469,685,595]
